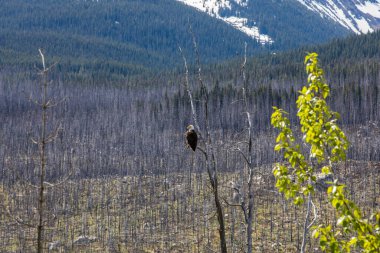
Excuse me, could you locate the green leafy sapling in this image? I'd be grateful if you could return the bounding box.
[272,52,348,204]
[271,52,380,252]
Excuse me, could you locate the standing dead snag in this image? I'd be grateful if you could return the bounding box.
[239,43,256,253]
[1,49,74,252]
[179,36,228,253]
[34,49,64,253]
[36,48,49,253]
[225,42,256,253]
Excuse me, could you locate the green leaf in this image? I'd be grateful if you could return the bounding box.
[337,216,347,227]
[312,229,320,238]
[274,144,282,151]
[294,196,304,205]
[321,166,330,174]
[348,237,358,247]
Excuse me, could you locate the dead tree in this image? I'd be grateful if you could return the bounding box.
[33,50,72,252]
[240,43,255,253]
[225,43,256,253]
[36,49,55,253]
[179,30,228,253]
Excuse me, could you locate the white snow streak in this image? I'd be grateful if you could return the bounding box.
[176,0,273,44]
[355,16,373,33]
[234,0,248,7]
[296,0,379,34]
[356,1,380,19]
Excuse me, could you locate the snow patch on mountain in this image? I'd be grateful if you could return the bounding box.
[296,0,380,34]
[176,0,273,44]
[356,1,380,18]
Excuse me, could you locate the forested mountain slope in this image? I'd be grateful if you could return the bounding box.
[0,0,260,74]
[0,0,351,76]
[177,0,352,45]
[206,29,380,88]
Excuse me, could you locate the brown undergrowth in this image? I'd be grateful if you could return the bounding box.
[0,160,378,252]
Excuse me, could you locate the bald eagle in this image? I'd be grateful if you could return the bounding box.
[186,125,197,151]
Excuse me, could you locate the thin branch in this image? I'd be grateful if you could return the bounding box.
[45,97,67,108]
[229,147,251,166]
[188,25,206,95]
[178,46,202,138]
[39,49,46,71]
[222,196,249,223]
[307,198,318,230]
[222,197,243,208]
[301,192,313,253]
[45,123,63,143]
[196,146,207,157]
[241,42,247,85]
[4,205,35,228]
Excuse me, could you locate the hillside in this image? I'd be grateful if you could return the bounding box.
[177,0,351,46]
[1,31,380,252]
[0,0,351,76]
[0,0,261,74]
[1,10,380,253]
[297,0,380,33]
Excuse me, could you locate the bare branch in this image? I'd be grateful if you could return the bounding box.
[38,49,46,71]
[4,205,35,228]
[45,122,63,143]
[178,46,202,137]
[307,198,318,230]
[222,196,243,208]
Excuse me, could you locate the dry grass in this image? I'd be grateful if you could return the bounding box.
[0,160,379,252]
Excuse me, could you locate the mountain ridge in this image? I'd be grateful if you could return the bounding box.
[177,0,380,39]
[1,0,371,75]
[296,0,380,33]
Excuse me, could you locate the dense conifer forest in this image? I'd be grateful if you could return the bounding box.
[0,0,349,75]
[0,21,379,252]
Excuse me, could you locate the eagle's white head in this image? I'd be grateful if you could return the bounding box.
[187,124,195,131]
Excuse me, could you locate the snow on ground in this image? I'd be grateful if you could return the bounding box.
[234,0,248,7]
[177,0,380,40]
[297,0,361,33]
[177,0,231,16]
[356,1,380,19]
[355,16,373,33]
[176,0,273,44]
[296,0,378,34]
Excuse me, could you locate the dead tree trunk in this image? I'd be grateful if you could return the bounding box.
[37,49,48,253]
[179,35,228,252]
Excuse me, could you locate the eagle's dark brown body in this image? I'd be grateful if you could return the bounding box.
[186,125,197,151]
